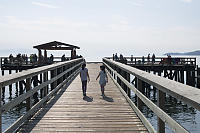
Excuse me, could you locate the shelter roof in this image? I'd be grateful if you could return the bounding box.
[33,41,80,50]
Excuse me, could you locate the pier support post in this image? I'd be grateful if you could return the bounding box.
[46,72,49,94]
[43,72,48,97]
[191,70,195,87]
[40,74,43,98]
[15,70,19,97]
[186,71,191,86]
[134,77,138,102]
[26,78,31,111]
[0,83,2,133]
[38,49,42,64]
[157,72,165,133]
[157,90,165,133]
[63,66,66,81]
[153,71,156,97]
[50,70,54,90]
[57,67,61,86]
[197,68,200,88]
[174,71,178,82]
[126,72,131,98]
[121,70,127,93]
[180,70,184,84]
[9,70,12,98]
[117,67,122,87]
[52,69,57,90]
[137,78,143,110]
[19,70,24,95]
[1,70,5,98]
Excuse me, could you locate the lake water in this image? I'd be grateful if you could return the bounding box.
[1,55,200,132]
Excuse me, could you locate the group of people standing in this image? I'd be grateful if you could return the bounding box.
[113,53,156,64]
[113,53,127,64]
[80,63,108,97]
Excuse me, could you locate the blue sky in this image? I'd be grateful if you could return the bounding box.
[0,0,199,61]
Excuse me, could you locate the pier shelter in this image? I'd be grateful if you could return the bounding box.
[33,41,80,64]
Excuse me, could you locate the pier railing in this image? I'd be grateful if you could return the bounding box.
[0,58,84,133]
[106,56,196,66]
[0,56,82,70]
[103,58,200,133]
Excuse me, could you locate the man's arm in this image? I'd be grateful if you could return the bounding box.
[87,71,90,82]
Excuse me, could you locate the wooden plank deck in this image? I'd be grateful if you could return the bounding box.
[17,63,148,133]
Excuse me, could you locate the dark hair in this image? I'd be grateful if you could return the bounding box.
[82,63,86,70]
[100,65,105,73]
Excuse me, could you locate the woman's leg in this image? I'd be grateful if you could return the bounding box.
[82,81,87,96]
[84,81,87,96]
[101,85,105,95]
[82,81,85,96]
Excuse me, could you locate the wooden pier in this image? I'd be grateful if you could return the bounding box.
[0,57,200,133]
[17,63,147,133]
[108,56,198,87]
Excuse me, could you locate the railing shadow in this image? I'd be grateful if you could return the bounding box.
[19,81,72,132]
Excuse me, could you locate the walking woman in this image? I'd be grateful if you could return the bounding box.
[96,65,108,96]
[80,63,90,97]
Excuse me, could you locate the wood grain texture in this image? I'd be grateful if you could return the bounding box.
[17,63,147,133]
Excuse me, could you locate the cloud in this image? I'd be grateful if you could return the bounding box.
[180,0,192,3]
[32,1,59,9]
[1,16,99,32]
[128,1,144,7]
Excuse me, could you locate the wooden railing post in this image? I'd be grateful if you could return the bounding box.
[126,72,131,98]
[114,65,116,80]
[2,70,5,98]
[121,70,126,92]
[60,67,64,82]
[50,70,54,91]
[157,72,165,133]
[57,67,62,86]
[180,70,184,84]
[55,68,58,86]
[26,78,31,111]
[157,90,165,133]
[9,70,12,97]
[40,74,43,98]
[43,72,48,97]
[63,66,66,81]
[51,69,57,90]
[46,72,49,94]
[137,78,143,110]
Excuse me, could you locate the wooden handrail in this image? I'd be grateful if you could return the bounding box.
[0,58,83,88]
[1,62,82,113]
[102,58,199,133]
[103,58,200,111]
[0,58,84,133]
[106,69,156,133]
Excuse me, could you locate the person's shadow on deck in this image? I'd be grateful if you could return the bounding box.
[83,96,93,102]
[102,95,114,102]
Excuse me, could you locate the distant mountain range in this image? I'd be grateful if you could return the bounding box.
[164,50,200,56]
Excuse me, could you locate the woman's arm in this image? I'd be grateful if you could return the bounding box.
[96,73,100,80]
